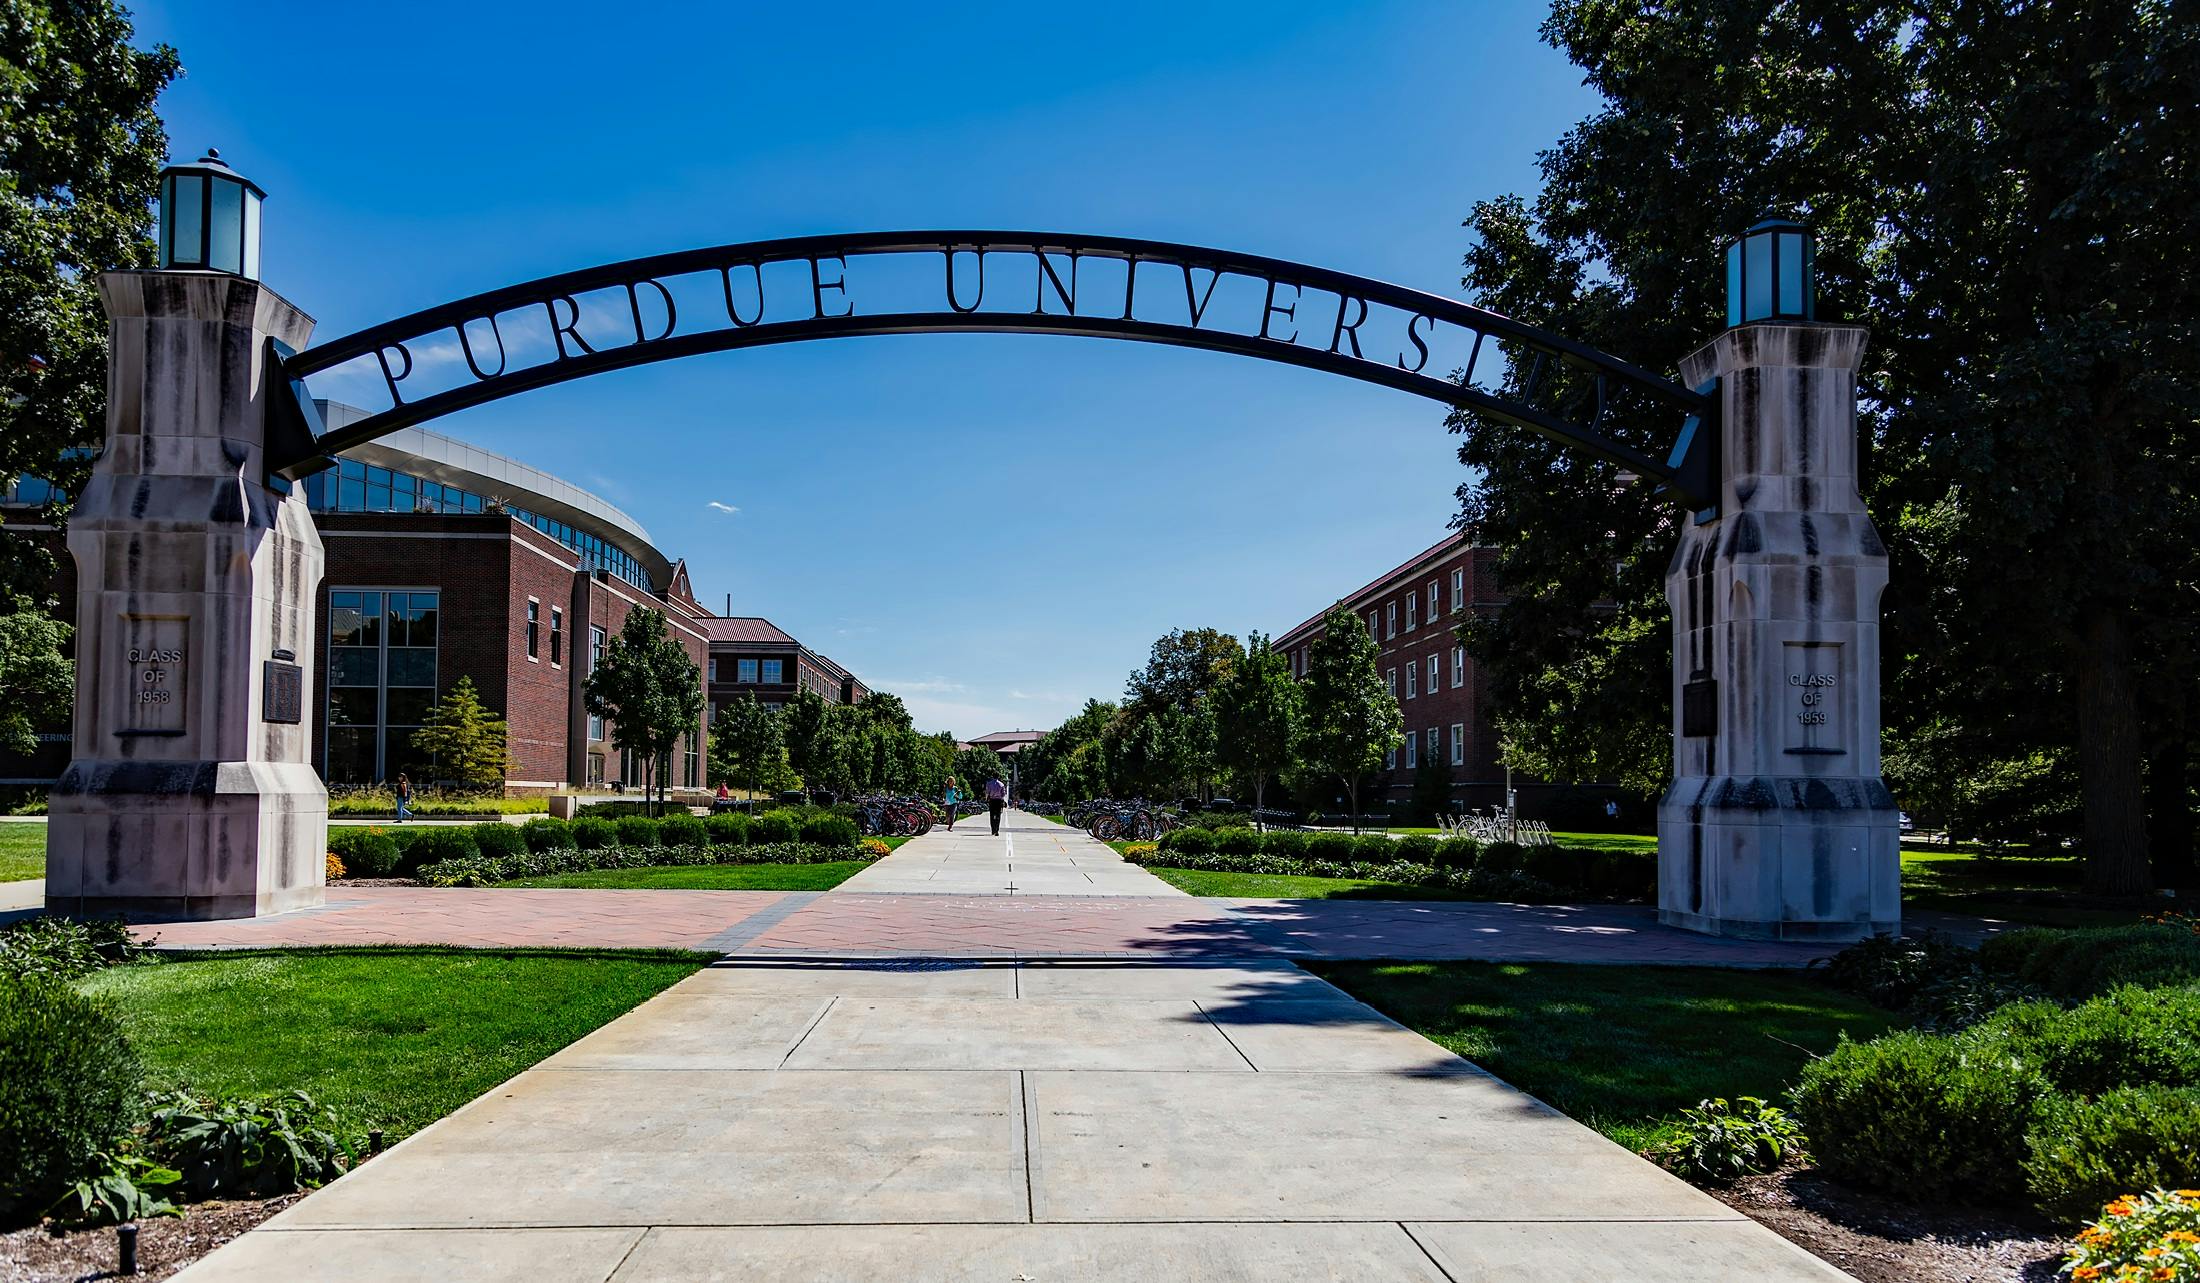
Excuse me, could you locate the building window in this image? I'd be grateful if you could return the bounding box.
[1451,723,1465,766]
[1427,654,1439,694]
[324,588,439,783]
[1406,663,1417,699]
[1452,567,1465,610]
[1386,602,1396,638]
[1406,734,1418,768]
[1427,727,1442,761]
[1386,745,1397,770]
[524,599,539,659]
[762,659,783,684]
[549,606,563,665]
[1452,646,1466,688]
[1386,667,1397,696]
[1406,592,1418,631]
[1429,579,1441,620]
[1367,611,1378,638]
[738,658,758,683]
[708,657,717,682]
[683,729,700,788]
[588,626,606,742]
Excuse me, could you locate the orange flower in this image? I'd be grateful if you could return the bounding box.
[2108,1199,2137,1217]
[2070,1268,2099,1282]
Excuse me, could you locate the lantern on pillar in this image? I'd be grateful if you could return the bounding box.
[157,149,264,279]
[1724,216,1813,326]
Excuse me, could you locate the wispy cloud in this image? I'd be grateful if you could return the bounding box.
[875,676,967,695]
[706,501,740,514]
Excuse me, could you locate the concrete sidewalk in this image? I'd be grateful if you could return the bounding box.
[174,959,1851,1282]
[836,807,1182,896]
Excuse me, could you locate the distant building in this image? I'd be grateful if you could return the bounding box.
[704,617,867,720]
[965,730,1045,758]
[1273,535,1509,810]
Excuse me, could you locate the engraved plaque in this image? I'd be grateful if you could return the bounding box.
[1681,677,1718,738]
[119,615,188,737]
[263,659,302,724]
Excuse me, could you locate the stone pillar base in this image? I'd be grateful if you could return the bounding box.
[46,760,326,920]
[1658,775,1900,942]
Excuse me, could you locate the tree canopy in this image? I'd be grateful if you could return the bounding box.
[408,676,510,788]
[1212,631,1302,815]
[582,608,704,813]
[1297,605,1401,830]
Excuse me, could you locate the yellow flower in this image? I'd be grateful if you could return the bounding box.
[2109,1200,2137,1217]
[2166,1230,2199,1244]
[2071,1268,2100,1282]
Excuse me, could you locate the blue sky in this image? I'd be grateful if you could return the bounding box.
[135,0,1598,737]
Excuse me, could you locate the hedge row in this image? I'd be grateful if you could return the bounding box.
[416,841,876,888]
[1137,830,1654,901]
[330,809,861,879]
[1796,982,2200,1220]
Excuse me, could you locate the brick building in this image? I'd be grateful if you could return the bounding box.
[1273,535,1511,810]
[703,616,867,722]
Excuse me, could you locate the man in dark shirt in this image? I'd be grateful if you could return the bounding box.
[983,775,1007,835]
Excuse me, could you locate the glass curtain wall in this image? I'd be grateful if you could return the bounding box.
[325,589,440,782]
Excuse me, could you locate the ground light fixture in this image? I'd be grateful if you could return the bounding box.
[1725,215,1814,325]
[157,148,264,279]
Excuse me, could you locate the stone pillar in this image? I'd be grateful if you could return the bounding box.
[46,272,327,920]
[1657,323,1901,941]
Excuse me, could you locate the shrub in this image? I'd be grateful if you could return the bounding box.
[1977,986,2200,1097]
[572,816,619,850]
[1214,827,1262,857]
[1433,836,1480,870]
[1980,922,2200,1000]
[1794,1027,2052,1204]
[520,817,576,853]
[48,1151,179,1228]
[1306,832,1357,861]
[660,816,709,849]
[471,824,528,860]
[325,853,345,880]
[1163,827,1216,857]
[145,1089,354,1200]
[799,813,860,849]
[615,816,663,848]
[1817,931,1979,1010]
[1261,830,1308,858]
[1477,840,1525,877]
[1393,834,1439,863]
[415,840,871,888]
[1187,810,1254,831]
[0,975,144,1223]
[397,826,478,875]
[0,917,150,982]
[2059,1187,2200,1280]
[1585,851,1657,901]
[752,809,801,845]
[1351,834,1395,862]
[705,813,748,846]
[1649,1096,1809,1186]
[2025,1089,2200,1223]
[327,827,401,877]
[860,838,892,857]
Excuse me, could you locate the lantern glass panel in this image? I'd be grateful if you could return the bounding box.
[1776,231,1804,316]
[1726,242,1743,327]
[209,179,243,274]
[172,175,205,266]
[242,192,262,279]
[158,176,176,264]
[1744,232,1773,321]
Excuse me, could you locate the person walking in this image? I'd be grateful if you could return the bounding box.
[984,773,1007,836]
[395,772,414,823]
[943,775,961,831]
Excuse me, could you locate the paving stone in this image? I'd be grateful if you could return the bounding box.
[1406,1220,1858,1281]
[172,1228,644,1282]
[1198,996,1484,1073]
[785,996,1251,1070]
[538,993,830,1070]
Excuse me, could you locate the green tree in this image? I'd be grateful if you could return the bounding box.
[583,608,704,815]
[407,675,510,788]
[709,692,784,798]
[1452,0,2198,893]
[1020,700,1116,801]
[1297,605,1400,831]
[0,608,70,756]
[1409,749,1454,827]
[781,686,828,782]
[1212,632,1302,819]
[1125,628,1243,712]
[0,2,178,600]
[953,745,1004,797]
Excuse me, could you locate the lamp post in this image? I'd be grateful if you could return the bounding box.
[157,149,264,279]
[1724,216,1814,326]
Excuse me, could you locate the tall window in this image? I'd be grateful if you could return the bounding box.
[1406,734,1418,768]
[524,599,539,659]
[1452,567,1465,610]
[1386,602,1397,638]
[708,657,717,682]
[1427,727,1442,761]
[683,729,700,788]
[1386,745,1397,770]
[1406,663,1417,699]
[1367,610,1378,638]
[325,589,439,783]
[1427,654,1439,694]
[588,626,607,742]
[1452,645,1466,688]
[549,606,563,665]
[1406,591,1418,631]
[761,659,783,684]
[1450,723,1465,765]
[1386,667,1397,696]
[738,658,758,683]
[1429,579,1441,619]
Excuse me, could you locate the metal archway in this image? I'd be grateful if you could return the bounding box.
[268,230,1716,508]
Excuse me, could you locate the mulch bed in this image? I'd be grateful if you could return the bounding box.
[1713,1166,2069,1282]
[0,1194,300,1283]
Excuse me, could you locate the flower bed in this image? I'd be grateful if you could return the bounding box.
[1128,830,1654,902]
[415,841,874,888]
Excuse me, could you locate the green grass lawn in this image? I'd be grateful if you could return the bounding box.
[494,861,871,890]
[0,822,44,882]
[1310,960,1896,1153]
[76,948,704,1139]
[1144,866,1484,901]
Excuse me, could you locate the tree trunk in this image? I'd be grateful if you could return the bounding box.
[2074,613,2151,896]
[1253,775,1266,832]
[2148,738,2194,893]
[1347,776,1360,835]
